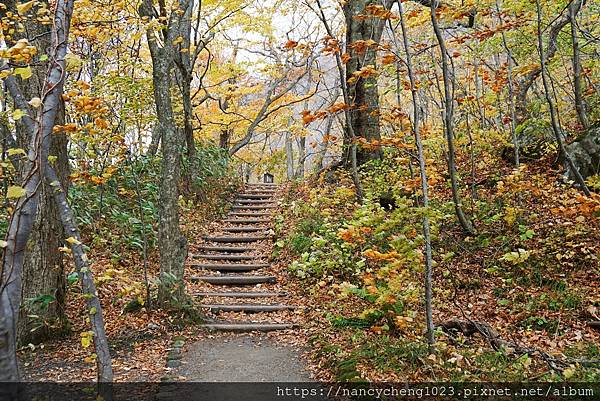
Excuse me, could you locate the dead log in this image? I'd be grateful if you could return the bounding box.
[436,318,567,374]
[437,319,514,351]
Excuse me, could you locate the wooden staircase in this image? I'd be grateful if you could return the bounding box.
[188,183,298,332]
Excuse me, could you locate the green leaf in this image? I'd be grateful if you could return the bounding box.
[7,148,26,156]
[12,109,26,121]
[7,185,26,198]
[67,272,79,285]
[14,66,32,79]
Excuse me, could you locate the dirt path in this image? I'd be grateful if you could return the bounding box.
[176,183,312,384]
[176,335,310,381]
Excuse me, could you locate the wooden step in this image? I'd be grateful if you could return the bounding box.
[229,212,271,217]
[191,275,277,285]
[200,304,296,313]
[223,226,269,233]
[231,205,277,211]
[223,219,271,224]
[191,263,269,272]
[201,322,296,332]
[243,189,277,193]
[195,291,286,298]
[242,192,277,196]
[235,199,276,204]
[198,245,254,253]
[193,254,260,261]
[203,235,269,243]
[237,194,275,200]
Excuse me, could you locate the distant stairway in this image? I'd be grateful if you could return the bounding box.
[188,183,298,332]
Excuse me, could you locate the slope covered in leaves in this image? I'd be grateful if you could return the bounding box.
[274,153,600,382]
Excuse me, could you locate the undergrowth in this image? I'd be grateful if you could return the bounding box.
[276,151,600,382]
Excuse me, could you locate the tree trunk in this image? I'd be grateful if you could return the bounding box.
[140,0,190,307]
[46,165,113,398]
[315,0,363,200]
[570,1,589,130]
[315,115,334,171]
[155,60,188,306]
[147,124,161,156]
[176,2,198,193]
[295,136,306,178]
[497,0,520,168]
[0,0,75,382]
[515,0,585,125]
[564,126,600,181]
[342,0,390,165]
[0,0,70,346]
[285,131,294,180]
[431,0,475,234]
[19,128,69,346]
[219,129,230,150]
[535,0,590,196]
[399,0,435,346]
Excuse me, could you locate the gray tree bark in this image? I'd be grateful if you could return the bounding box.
[0,0,70,346]
[46,165,114,397]
[342,0,394,165]
[0,0,76,382]
[515,0,586,124]
[535,0,590,196]
[569,1,589,130]
[431,0,475,234]
[285,130,294,180]
[313,0,363,200]
[497,0,520,168]
[564,126,600,181]
[398,0,435,346]
[139,0,190,307]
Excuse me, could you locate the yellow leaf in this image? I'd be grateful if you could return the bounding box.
[65,236,81,245]
[12,109,26,121]
[65,53,82,71]
[7,185,26,198]
[0,240,7,248]
[14,66,32,79]
[58,246,72,253]
[16,0,35,14]
[80,331,94,348]
[28,97,42,108]
[7,148,26,156]
[172,36,184,45]
[564,366,576,379]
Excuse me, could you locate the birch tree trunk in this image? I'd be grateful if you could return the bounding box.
[0,0,75,382]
